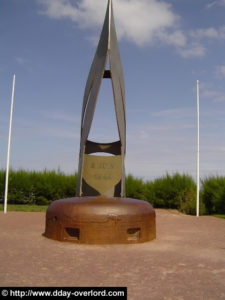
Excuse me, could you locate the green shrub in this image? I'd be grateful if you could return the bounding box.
[0,169,77,205]
[145,173,197,213]
[125,172,200,214]
[125,174,147,200]
[0,170,5,202]
[179,189,195,214]
[201,176,225,214]
[35,196,50,206]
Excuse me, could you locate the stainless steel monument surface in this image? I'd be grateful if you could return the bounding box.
[44,0,156,244]
[76,0,126,198]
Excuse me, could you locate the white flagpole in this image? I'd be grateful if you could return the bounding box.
[196,80,200,217]
[4,74,16,214]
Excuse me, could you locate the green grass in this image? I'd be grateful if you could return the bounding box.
[0,204,48,212]
[213,214,225,220]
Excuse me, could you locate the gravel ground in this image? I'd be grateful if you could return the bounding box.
[0,209,225,299]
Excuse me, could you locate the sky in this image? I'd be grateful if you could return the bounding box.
[1,0,225,181]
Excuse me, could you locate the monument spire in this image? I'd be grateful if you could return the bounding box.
[108,0,112,50]
[76,0,126,197]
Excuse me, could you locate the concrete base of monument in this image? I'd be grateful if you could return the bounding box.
[44,196,156,244]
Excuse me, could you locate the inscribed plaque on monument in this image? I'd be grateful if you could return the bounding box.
[82,154,122,197]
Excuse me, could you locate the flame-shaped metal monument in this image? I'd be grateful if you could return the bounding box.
[76,0,126,198]
[44,0,156,244]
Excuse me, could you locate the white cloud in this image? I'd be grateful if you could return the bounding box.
[152,108,194,118]
[206,0,225,8]
[38,0,105,27]
[158,30,186,47]
[176,26,225,58]
[15,57,30,65]
[114,0,179,46]
[216,65,225,77]
[177,43,206,59]
[42,127,79,139]
[198,81,225,103]
[202,89,225,102]
[38,0,225,59]
[126,107,197,179]
[40,110,79,123]
[38,0,201,58]
[190,26,225,40]
[38,0,181,47]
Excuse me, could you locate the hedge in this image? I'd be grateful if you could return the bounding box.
[0,169,77,205]
[201,176,225,214]
[1,169,224,215]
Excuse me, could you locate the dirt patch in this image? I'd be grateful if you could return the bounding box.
[0,209,225,299]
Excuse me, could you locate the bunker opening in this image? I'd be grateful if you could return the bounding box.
[127,228,140,241]
[64,228,80,241]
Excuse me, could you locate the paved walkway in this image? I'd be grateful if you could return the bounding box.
[0,209,225,299]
